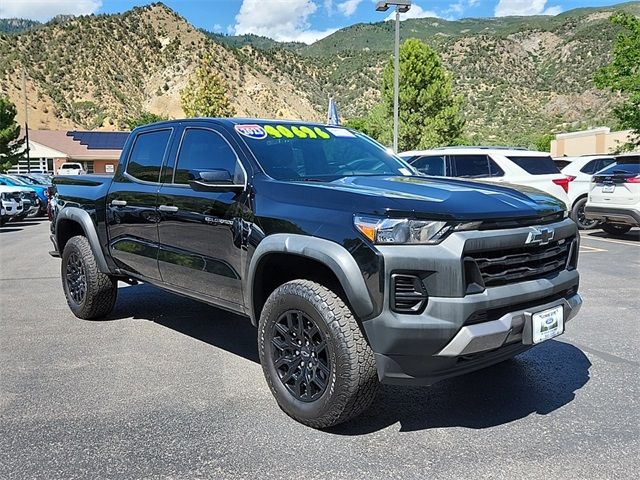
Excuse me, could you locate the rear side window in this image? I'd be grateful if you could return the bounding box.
[174,128,242,184]
[580,158,615,174]
[411,155,446,176]
[507,155,559,175]
[126,129,172,183]
[554,160,571,170]
[451,155,504,178]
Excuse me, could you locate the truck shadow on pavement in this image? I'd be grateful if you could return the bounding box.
[111,284,591,435]
[332,340,591,434]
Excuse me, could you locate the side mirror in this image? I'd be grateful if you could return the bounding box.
[188,169,245,193]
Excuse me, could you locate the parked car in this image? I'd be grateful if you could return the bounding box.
[0,185,25,224]
[553,155,616,229]
[57,163,85,175]
[15,173,52,187]
[399,147,570,204]
[50,119,581,428]
[585,154,640,235]
[0,174,48,216]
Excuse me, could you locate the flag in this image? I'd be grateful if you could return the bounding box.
[327,96,340,126]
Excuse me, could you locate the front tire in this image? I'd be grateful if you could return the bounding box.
[61,235,117,320]
[258,280,379,429]
[601,223,631,236]
[570,197,598,230]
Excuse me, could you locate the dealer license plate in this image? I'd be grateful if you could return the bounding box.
[532,305,564,344]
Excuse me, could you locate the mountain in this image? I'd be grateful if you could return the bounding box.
[0,4,323,130]
[0,2,638,146]
[0,18,41,34]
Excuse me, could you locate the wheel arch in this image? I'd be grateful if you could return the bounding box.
[56,207,110,273]
[247,234,374,326]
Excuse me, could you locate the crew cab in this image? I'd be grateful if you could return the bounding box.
[50,119,582,428]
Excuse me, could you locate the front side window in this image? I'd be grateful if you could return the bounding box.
[411,155,446,176]
[174,129,243,184]
[126,129,172,183]
[580,159,613,174]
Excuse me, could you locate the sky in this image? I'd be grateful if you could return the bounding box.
[0,0,631,43]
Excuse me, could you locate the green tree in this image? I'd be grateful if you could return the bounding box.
[181,55,235,118]
[124,111,169,129]
[382,38,464,151]
[594,12,640,151]
[0,96,24,173]
[343,104,389,142]
[533,133,554,152]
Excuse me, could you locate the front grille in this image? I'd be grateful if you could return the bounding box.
[468,237,574,287]
[390,274,428,313]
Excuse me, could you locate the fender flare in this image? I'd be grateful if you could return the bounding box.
[55,207,110,273]
[246,234,374,325]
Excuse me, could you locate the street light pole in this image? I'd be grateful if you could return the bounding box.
[393,7,400,154]
[375,1,411,154]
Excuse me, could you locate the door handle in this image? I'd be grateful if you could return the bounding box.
[111,199,127,207]
[158,205,179,213]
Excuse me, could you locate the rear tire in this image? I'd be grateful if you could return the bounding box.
[61,235,117,320]
[258,280,379,429]
[601,223,631,236]
[570,197,598,230]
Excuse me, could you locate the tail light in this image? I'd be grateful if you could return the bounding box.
[626,175,640,183]
[552,177,571,193]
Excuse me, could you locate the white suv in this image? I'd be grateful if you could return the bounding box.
[400,147,570,205]
[57,163,85,175]
[585,154,640,235]
[554,155,616,229]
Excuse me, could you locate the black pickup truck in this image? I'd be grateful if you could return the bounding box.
[50,119,582,428]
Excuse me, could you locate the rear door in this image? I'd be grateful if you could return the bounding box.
[106,128,174,280]
[450,154,504,181]
[156,125,250,307]
[409,154,448,176]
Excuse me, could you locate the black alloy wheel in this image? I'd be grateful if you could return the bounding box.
[65,252,87,304]
[271,310,331,402]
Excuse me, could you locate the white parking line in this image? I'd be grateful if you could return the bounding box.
[581,235,640,248]
[579,245,607,253]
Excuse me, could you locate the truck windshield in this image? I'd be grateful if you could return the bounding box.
[237,124,413,181]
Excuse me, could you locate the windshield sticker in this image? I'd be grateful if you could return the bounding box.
[234,124,267,140]
[263,125,282,138]
[291,126,308,138]
[299,126,317,138]
[314,127,331,139]
[326,127,355,138]
[276,125,295,138]
[261,124,332,140]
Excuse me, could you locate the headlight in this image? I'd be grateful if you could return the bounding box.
[354,215,479,245]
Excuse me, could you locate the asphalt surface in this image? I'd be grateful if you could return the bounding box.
[1,219,639,479]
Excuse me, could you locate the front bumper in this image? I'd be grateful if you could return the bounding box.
[584,205,640,226]
[361,219,581,386]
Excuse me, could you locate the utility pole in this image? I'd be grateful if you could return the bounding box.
[21,70,31,173]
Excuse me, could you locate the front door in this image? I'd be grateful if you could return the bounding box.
[106,128,174,280]
[156,126,249,307]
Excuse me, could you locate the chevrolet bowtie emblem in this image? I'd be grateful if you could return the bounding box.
[526,227,554,245]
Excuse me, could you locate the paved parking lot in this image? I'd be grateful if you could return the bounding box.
[1,219,639,479]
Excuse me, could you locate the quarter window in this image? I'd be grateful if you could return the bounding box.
[126,130,172,183]
[174,129,243,185]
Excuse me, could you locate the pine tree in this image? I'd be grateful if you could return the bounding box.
[0,96,24,173]
[382,38,464,151]
[181,55,236,118]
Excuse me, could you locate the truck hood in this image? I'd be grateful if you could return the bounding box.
[258,174,566,221]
